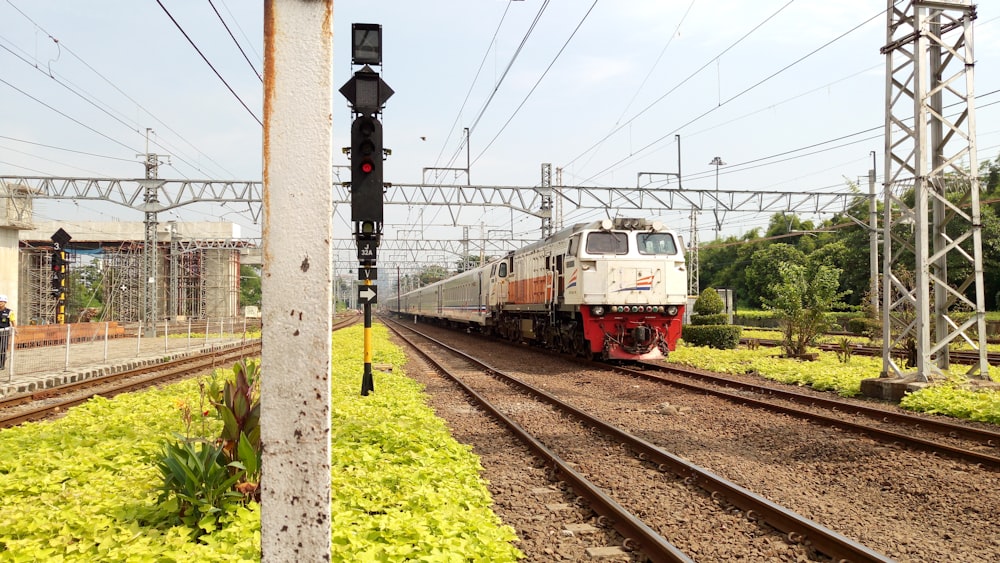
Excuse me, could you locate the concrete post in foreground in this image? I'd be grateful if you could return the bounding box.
[261,1,334,561]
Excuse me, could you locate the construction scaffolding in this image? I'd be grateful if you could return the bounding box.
[18,247,60,325]
[102,242,143,322]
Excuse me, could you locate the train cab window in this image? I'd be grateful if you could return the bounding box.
[498,262,508,277]
[586,232,628,255]
[637,233,678,255]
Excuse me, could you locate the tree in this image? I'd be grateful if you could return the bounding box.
[744,243,806,308]
[68,261,104,321]
[698,229,762,306]
[763,261,847,357]
[240,265,261,308]
[419,264,450,286]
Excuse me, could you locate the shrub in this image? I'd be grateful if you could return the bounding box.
[835,336,854,364]
[693,287,725,315]
[846,316,880,338]
[687,288,739,349]
[156,359,262,534]
[763,262,847,357]
[215,359,261,501]
[691,313,726,326]
[682,324,742,349]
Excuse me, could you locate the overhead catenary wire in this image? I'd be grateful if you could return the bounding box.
[155,0,262,127]
[208,0,262,83]
[561,0,799,173]
[573,5,888,185]
[471,0,601,166]
[0,76,139,155]
[430,0,516,177]
[436,0,551,178]
[1,2,244,179]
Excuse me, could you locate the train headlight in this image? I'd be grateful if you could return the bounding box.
[591,305,605,316]
[631,306,639,313]
[666,305,679,316]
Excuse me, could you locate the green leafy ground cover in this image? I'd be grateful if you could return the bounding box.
[669,340,1000,424]
[0,324,522,561]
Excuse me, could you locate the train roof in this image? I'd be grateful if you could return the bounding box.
[516,217,672,254]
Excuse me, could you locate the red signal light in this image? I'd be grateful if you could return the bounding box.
[360,160,374,174]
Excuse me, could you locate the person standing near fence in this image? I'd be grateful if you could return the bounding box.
[0,295,14,370]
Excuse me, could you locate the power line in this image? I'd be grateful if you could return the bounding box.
[431,1,516,176]
[561,0,799,172]
[208,0,262,83]
[574,6,889,185]
[1,2,241,179]
[0,76,138,154]
[465,1,551,137]
[155,0,262,127]
[471,0,601,166]
[0,135,135,163]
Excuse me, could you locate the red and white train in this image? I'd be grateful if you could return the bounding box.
[389,217,688,361]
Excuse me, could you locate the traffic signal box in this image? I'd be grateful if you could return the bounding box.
[51,249,68,323]
[51,250,67,298]
[350,116,383,223]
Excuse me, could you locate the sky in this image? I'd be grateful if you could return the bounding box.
[2,0,999,272]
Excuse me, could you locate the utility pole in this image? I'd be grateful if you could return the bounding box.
[260,1,334,560]
[709,156,725,238]
[138,128,166,337]
[868,152,879,316]
[877,0,987,383]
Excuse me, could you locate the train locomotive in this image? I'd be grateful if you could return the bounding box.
[389,218,688,361]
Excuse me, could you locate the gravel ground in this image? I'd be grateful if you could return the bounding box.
[393,323,1000,563]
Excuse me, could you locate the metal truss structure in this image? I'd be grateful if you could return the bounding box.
[2,168,867,326]
[0,177,862,229]
[881,0,987,381]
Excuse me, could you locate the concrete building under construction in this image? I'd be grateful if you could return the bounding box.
[19,221,255,325]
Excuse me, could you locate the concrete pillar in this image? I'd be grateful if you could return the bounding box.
[261,1,334,561]
[1,182,35,317]
[0,229,19,314]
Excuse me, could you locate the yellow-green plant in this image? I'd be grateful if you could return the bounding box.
[835,336,854,364]
[214,359,261,500]
[156,439,244,534]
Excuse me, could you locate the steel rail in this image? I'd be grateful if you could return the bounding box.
[744,337,1000,366]
[387,319,893,563]
[0,342,261,428]
[627,361,1000,467]
[386,320,693,563]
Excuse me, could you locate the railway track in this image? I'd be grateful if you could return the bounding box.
[386,317,893,562]
[628,359,1000,469]
[0,313,359,429]
[0,341,261,429]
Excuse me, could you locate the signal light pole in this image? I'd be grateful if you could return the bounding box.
[50,228,71,324]
[341,23,392,396]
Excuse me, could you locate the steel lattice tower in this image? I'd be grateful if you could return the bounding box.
[880,0,988,381]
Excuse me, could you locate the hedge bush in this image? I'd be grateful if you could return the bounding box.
[690,313,727,326]
[681,324,742,349]
[693,287,724,315]
[846,316,880,337]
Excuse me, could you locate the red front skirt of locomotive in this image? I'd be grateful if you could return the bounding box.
[579,306,684,361]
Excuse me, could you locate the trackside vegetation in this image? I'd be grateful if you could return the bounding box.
[669,340,1000,424]
[0,324,522,561]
